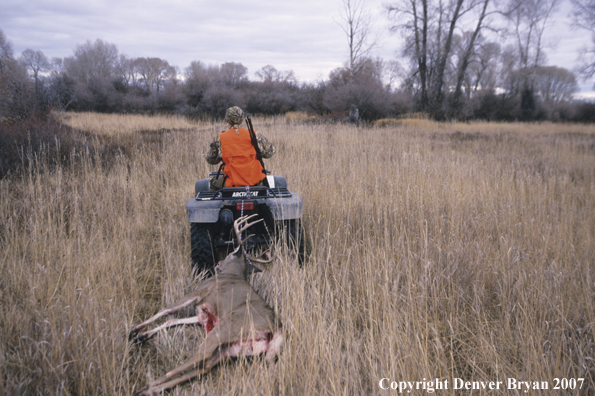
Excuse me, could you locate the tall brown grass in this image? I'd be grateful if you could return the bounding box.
[1,113,594,395]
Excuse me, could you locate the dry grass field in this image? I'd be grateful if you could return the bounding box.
[1,112,594,395]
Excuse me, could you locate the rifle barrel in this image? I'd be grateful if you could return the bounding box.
[246,116,265,168]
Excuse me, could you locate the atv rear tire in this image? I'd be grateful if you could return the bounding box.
[190,223,216,274]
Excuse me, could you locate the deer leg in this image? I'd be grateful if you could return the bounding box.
[136,347,227,396]
[134,316,201,343]
[129,294,203,341]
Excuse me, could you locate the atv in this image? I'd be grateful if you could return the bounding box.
[185,172,304,274]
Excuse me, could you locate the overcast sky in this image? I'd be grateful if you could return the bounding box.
[2,0,594,93]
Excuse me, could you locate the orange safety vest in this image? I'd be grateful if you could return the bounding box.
[219,128,265,187]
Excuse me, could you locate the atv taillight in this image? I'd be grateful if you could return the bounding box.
[236,201,254,211]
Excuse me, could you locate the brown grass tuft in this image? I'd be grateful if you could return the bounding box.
[374,118,401,128]
[285,111,318,123]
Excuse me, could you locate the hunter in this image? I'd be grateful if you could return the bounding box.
[205,106,275,190]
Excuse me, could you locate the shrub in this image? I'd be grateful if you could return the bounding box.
[200,85,244,120]
[0,111,78,177]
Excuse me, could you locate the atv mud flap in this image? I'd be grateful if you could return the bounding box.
[265,193,302,220]
[186,199,224,223]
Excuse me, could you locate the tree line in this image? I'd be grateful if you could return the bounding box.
[1,0,595,124]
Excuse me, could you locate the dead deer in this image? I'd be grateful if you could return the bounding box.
[129,214,282,396]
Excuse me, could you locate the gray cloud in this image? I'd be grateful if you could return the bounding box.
[1,0,593,90]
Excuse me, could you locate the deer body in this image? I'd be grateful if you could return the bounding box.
[130,215,282,396]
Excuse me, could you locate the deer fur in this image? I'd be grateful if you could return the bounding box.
[129,215,282,396]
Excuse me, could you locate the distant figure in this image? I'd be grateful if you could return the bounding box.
[205,106,275,190]
[349,104,360,126]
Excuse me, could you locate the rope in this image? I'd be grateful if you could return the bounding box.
[239,185,255,268]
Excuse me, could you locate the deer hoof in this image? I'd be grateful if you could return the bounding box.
[129,329,151,345]
[135,332,152,344]
[128,329,139,341]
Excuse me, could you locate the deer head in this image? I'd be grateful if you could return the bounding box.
[215,214,274,279]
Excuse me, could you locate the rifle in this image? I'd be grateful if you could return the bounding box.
[246,116,266,171]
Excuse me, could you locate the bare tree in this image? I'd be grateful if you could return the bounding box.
[506,0,560,70]
[532,65,578,102]
[571,0,595,80]
[134,57,177,94]
[247,65,298,115]
[19,49,49,82]
[497,44,520,92]
[185,60,208,80]
[64,39,119,84]
[184,61,210,107]
[19,49,50,98]
[0,29,35,119]
[338,0,378,79]
[254,65,296,84]
[0,29,12,69]
[0,29,15,117]
[387,0,494,117]
[219,62,248,87]
[430,0,465,112]
[466,40,501,94]
[185,61,221,84]
[323,59,391,120]
[451,0,493,111]
[114,54,137,86]
[380,58,405,90]
[388,0,430,109]
[503,0,559,119]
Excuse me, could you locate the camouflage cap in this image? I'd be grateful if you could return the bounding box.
[225,106,244,127]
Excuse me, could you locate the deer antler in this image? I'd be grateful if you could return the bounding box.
[249,249,276,264]
[233,215,275,266]
[233,214,264,247]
